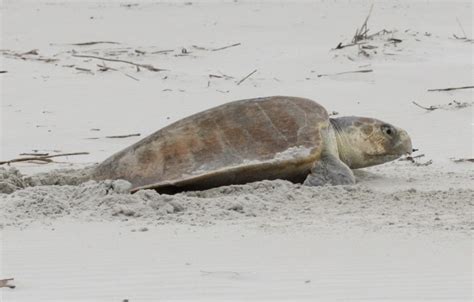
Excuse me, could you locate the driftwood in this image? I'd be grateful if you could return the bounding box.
[0,152,89,166]
[236,69,257,85]
[427,86,474,92]
[72,54,164,72]
[317,69,373,77]
[0,278,15,289]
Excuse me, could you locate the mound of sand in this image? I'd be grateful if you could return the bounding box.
[1,167,471,234]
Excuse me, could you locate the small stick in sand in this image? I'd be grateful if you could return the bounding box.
[400,154,425,163]
[0,278,15,289]
[317,69,373,77]
[413,100,471,111]
[105,133,141,139]
[19,152,49,156]
[72,54,165,72]
[97,63,140,81]
[75,67,93,74]
[124,73,140,81]
[236,69,257,85]
[334,41,367,50]
[212,43,241,52]
[52,41,120,46]
[451,158,474,163]
[0,152,89,166]
[427,86,474,92]
[412,101,438,111]
[151,49,174,54]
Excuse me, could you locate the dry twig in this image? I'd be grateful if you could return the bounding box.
[97,64,139,81]
[451,158,474,163]
[413,100,472,111]
[72,54,164,72]
[0,152,89,166]
[75,67,93,74]
[212,43,241,52]
[19,152,49,156]
[427,86,474,92]
[56,41,120,46]
[412,101,437,111]
[400,154,425,163]
[151,49,174,54]
[106,133,141,139]
[0,49,58,63]
[236,69,257,85]
[317,69,373,77]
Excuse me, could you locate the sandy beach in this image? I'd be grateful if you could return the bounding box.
[0,0,472,301]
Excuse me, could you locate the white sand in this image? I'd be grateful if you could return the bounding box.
[1,0,473,300]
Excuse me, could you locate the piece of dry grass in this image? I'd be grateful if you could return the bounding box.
[352,4,374,44]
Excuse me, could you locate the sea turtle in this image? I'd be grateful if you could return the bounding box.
[92,96,412,193]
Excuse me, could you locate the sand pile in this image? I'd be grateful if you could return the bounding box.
[0,167,471,233]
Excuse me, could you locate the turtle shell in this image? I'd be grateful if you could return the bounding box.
[92,96,329,193]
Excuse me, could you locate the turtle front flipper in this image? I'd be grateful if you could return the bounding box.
[304,119,355,186]
[303,154,355,186]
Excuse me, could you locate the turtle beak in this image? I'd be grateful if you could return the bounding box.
[396,129,413,155]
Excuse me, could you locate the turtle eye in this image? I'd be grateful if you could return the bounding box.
[381,125,395,136]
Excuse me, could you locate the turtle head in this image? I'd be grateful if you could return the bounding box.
[330,116,412,169]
